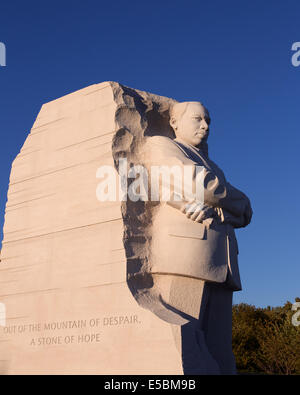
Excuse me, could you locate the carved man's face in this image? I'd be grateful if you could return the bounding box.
[170,102,210,147]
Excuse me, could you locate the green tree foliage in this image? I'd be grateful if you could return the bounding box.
[232,298,300,375]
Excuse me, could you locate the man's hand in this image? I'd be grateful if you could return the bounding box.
[181,201,217,223]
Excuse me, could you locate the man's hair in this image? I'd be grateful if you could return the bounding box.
[169,101,206,123]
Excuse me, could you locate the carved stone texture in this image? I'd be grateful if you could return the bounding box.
[0,82,181,374]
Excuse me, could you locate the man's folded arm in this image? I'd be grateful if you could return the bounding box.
[143,136,252,222]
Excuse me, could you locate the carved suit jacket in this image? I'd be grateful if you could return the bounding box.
[142,136,252,291]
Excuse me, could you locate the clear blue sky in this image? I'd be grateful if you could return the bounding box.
[0,0,299,308]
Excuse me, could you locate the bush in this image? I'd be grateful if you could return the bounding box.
[232,298,300,375]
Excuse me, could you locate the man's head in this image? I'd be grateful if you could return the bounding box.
[169,102,210,147]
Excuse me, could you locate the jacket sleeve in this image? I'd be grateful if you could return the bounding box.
[203,172,251,219]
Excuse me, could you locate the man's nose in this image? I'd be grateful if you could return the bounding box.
[200,119,208,131]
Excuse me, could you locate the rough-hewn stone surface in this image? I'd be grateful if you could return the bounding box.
[0,82,182,374]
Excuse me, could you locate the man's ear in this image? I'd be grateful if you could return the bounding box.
[170,117,177,131]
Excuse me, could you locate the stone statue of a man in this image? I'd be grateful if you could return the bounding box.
[138,101,252,374]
